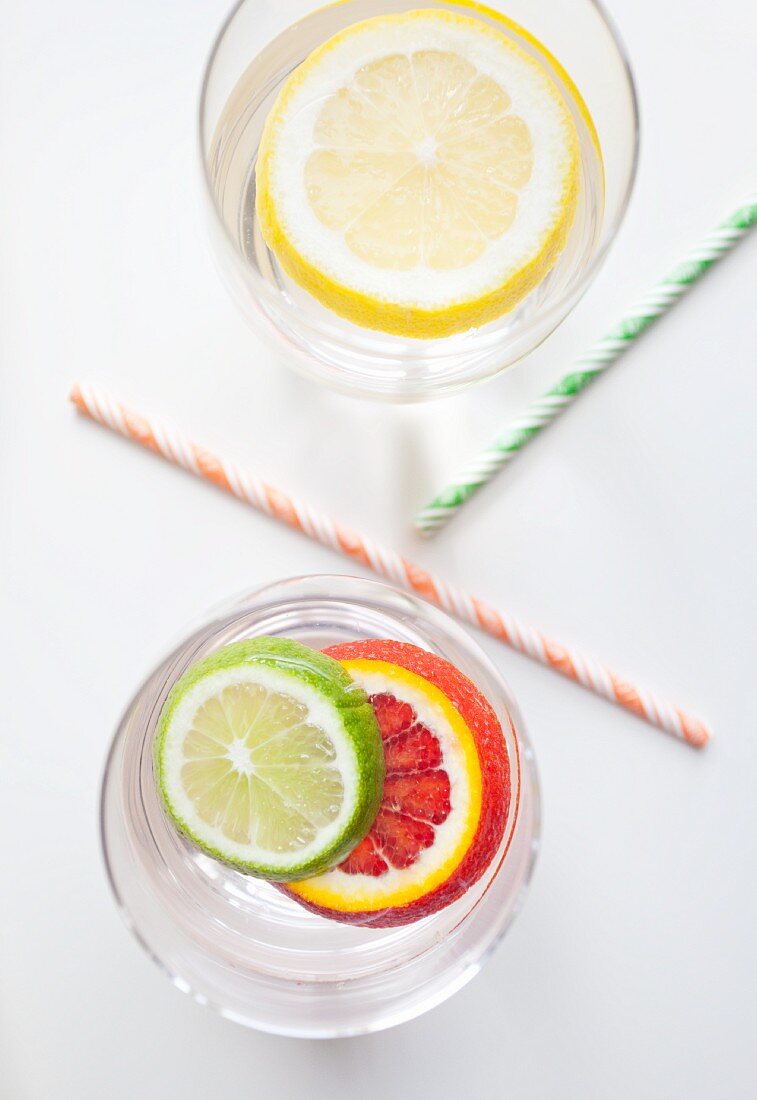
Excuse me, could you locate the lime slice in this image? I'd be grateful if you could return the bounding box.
[256,8,581,337]
[154,637,384,880]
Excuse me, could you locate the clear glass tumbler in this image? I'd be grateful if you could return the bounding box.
[200,0,638,401]
[101,575,540,1036]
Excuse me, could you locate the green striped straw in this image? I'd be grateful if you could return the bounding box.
[416,191,757,537]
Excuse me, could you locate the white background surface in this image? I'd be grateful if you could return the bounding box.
[2,1,756,1097]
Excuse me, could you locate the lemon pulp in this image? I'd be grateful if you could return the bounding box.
[306,50,533,271]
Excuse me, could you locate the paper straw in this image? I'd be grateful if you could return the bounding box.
[416,191,757,536]
[70,383,710,748]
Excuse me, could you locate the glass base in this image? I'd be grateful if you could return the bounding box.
[101,576,540,1036]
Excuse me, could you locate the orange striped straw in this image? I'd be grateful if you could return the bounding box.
[70,383,710,749]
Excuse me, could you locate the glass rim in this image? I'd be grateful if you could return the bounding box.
[197,0,640,358]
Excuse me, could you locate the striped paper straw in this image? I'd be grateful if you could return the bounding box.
[71,383,710,748]
[416,191,757,536]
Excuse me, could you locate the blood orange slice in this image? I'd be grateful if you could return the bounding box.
[284,640,510,927]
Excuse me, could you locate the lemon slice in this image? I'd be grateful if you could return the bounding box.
[154,638,384,880]
[256,8,580,338]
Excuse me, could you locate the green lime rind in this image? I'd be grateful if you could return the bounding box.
[154,636,384,881]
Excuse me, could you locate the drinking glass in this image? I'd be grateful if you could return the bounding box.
[200,0,638,401]
[101,575,540,1036]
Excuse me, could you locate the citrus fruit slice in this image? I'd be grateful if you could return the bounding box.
[285,640,510,926]
[256,8,580,338]
[154,637,384,881]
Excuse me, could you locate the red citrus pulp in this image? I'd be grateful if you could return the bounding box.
[284,640,511,927]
